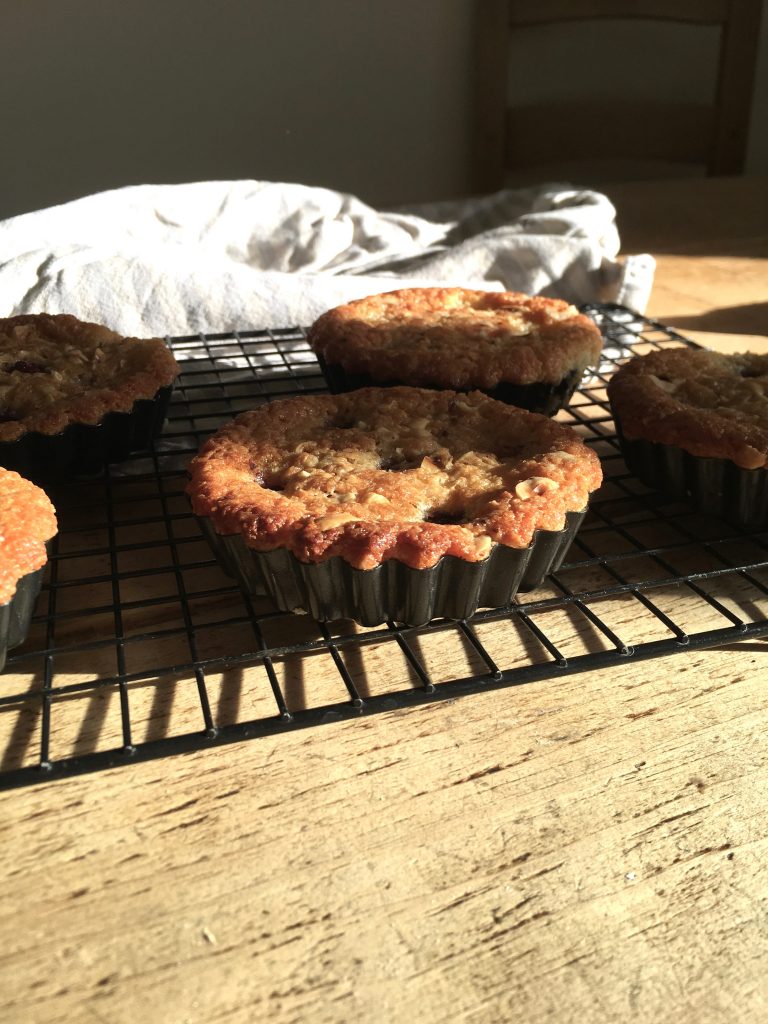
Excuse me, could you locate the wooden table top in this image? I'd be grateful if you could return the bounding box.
[1,176,767,1024]
[608,174,768,352]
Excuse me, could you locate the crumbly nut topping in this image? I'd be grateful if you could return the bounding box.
[0,314,179,442]
[187,387,602,571]
[515,476,560,499]
[608,348,768,470]
[308,287,603,389]
[0,468,57,605]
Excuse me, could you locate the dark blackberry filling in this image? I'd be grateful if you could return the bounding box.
[379,455,422,472]
[423,510,468,525]
[2,361,49,374]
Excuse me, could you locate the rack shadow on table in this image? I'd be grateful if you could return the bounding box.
[1,306,766,788]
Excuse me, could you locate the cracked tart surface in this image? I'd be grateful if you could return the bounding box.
[187,387,602,571]
[608,348,768,470]
[307,287,603,392]
[0,313,179,443]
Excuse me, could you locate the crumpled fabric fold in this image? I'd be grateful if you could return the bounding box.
[0,179,654,334]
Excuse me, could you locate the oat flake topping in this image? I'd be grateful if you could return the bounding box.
[0,314,179,442]
[608,347,768,470]
[187,387,602,571]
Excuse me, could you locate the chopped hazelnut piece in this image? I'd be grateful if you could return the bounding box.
[472,535,493,559]
[515,476,560,500]
[315,513,360,531]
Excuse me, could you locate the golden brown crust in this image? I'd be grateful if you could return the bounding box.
[607,348,768,470]
[187,387,602,571]
[0,314,179,442]
[307,287,603,389]
[0,468,57,605]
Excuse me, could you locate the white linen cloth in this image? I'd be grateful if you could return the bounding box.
[0,180,655,335]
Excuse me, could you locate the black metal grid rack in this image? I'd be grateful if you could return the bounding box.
[2,305,767,789]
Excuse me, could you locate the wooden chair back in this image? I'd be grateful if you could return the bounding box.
[472,0,763,191]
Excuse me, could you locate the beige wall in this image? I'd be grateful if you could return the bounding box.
[0,0,474,218]
[0,1,765,220]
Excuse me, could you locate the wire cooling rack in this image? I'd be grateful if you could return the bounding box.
[1,304,767,788]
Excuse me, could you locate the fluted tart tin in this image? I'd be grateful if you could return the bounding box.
[186,387,602,628]
[196,509,586,627]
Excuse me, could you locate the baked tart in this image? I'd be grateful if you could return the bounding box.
[608,347,768,527]
[0,313,178,477]
[187,387,602,626]
[308,287,603,416]
[0,467,57,671]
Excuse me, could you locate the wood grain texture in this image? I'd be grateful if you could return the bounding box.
[2,176,768,1024]
[1,646,768,1024]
